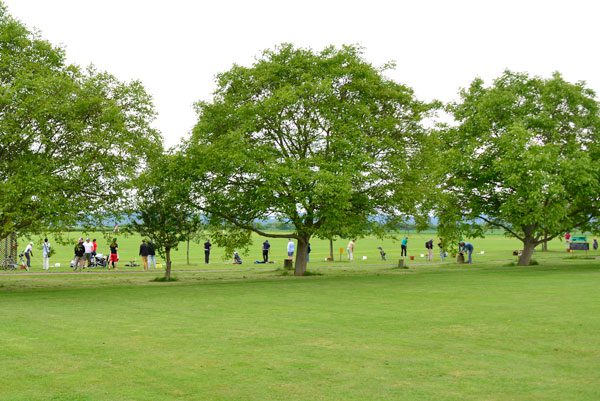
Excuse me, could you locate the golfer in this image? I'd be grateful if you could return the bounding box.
[347,239,355,261]
[459,241,474,264]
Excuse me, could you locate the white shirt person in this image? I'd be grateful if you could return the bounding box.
[287,239,295,259]
[42,238,51,270]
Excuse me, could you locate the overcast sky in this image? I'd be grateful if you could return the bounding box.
[4,0,600,146]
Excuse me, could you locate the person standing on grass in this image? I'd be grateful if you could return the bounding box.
[83,238,93,267]
[73,239,85,271]
[204,239,212,264]
[565,232,571,250]
[425,239,434,261]
[92,238,98,258]
[147,241,156,269]
[401,236,408,257]
[287,239,295,260]
[108,238,119,270]
[438,240,445,261]
[594,239,599,251]
[307,242,311,262]
[139,240,149,271]
[347,239,355,261]
[459,241,474,264]
[24,242,33,269]
[42,238,51,270]
[262,240,270,263]
[42,238,50,270]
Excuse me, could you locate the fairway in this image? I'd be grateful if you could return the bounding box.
[6,231,586,272]
[2,260,600,400]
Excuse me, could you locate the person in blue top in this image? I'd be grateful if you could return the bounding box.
[401,237,408,257]
[262,240,270,262]
[459,241,474,264]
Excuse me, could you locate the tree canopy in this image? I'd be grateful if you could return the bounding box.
[130,154,201,280]
[0,4,161,239]
[185,44,436,275]
[438,71,600,265]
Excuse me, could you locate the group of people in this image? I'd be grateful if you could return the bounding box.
[138,239,157,270]
[219,238,313,265]
[20,235,480,271]
[19,237,157,271]
[202,238,306,265]
[72,238,98,270]
[398,236,475,264]
[20,232,600,272]
[74,238,157,271]
[72,237,125,270]
[18,238,57,270]
[202,239,274,265]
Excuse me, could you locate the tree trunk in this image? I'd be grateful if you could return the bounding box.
[329,238,334,260]
[541,230,548,252]
[186,237,190,265]
[294,236,310,276]
[165,247,172,280]
[518,238,537,266]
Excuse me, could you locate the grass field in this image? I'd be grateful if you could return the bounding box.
[2,234,600,400]
[5,230,596,272]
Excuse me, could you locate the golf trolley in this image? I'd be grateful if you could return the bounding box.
[0,233,23,270]
[1,254,28,271]
[88,253,107,268]
[1,257,18,270]
[70,253,107,269]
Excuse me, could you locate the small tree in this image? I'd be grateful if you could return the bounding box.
[131,154,201,280]
[439,71,600,265]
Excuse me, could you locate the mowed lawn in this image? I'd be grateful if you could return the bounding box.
[8,230,590,271]
[2,260,600,400]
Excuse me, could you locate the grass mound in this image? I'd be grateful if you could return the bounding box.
[152,275,179,282]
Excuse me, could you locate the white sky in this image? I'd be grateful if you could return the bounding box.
[4,0,600,147]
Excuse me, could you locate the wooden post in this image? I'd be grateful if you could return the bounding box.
[284,259,293,270]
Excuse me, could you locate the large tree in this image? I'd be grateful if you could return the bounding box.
[185,44,435,275]
[439,71,600,265]
[0,3,161,239]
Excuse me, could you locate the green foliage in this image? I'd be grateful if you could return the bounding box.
[205,221,252,258]
[185,44,437,275]
[438,71,600,265]
[0,5,161,239]
[130,153,202,278]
